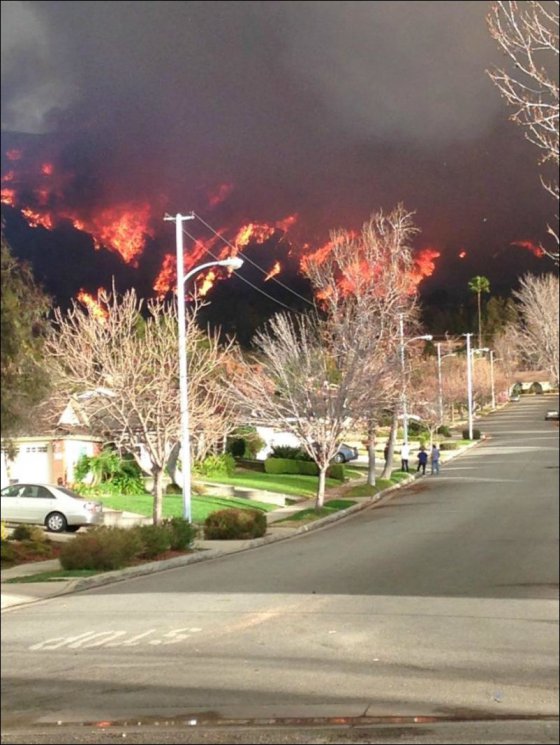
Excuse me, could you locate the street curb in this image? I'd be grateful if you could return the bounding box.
[2,440,483,605]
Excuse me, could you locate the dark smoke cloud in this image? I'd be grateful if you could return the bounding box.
[1,0,555,299]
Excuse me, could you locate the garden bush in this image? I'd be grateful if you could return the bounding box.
[11,524,46,542]
[269,445,305,460]
[133,524,172,559]
[439,441,458,450]
[59,527,143,571]
[437,425,451,438]
[326,464,345,481]
[1,521,8,541]
[226,426,266,459]
[193,453,236,478]
[204,508,267,540]
[264,457,300,474]
[162,517,197,551]
[462,428,481,440]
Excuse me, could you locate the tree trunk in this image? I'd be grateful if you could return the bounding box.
[315,466,327,509]
[152,466,164,525]
[380,413,398,480]
[477,292,482,349]
[366,419,376,487]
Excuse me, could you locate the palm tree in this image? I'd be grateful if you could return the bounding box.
[468,276,491,349]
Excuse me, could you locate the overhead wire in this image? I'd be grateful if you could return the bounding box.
[192,211,316,309]
[181,224,309,317]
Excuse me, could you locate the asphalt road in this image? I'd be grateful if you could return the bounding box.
[1,396,558,742]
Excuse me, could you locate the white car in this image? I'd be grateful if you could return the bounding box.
[0,483,103,533]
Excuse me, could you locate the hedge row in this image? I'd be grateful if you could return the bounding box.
[204,508,266,540]
[264,457,345,481]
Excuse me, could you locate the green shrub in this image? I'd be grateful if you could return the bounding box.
[12,524,46,542]
[462,428,481,440]
[408,420,428,436]
[133,524,172,559]
[269,445,305,460]
[0,521,7,541]
[326,464,345,481]
[298,460,319,476]
[226,426,266,459]
[1,542,17,564]
[59,527,143,571]
[162,517,197,551]
[439,441,458,450]
[228,438,246,458]
[264,457,300,474]
[193,453,236,478]
[204,508,267,540]
[437,425,451,438]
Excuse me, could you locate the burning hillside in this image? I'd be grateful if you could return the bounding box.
[1,138,444,310]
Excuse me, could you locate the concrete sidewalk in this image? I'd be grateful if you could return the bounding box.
[1,440,479,611]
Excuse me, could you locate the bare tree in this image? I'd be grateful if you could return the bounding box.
[304,205,420,485]
[45,288,237,524]
[487,1,559,260]
[232,311,369,508]
[513,272,559,385]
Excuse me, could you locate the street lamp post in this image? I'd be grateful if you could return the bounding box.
[464,337,490,439]
[165,212,243,522]
[398,314,432,446]
[436,343,456,425]
[490,350,496,409]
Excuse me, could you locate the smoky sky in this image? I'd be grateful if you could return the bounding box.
[0,0,556,298]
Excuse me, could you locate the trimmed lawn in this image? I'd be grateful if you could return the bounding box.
[274,499,357,525]
[98,492,278,523]
[199,469,346,498]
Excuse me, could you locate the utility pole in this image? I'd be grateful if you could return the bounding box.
[465,333,474,440]
[164,212,195,521]
[398,313,408,446]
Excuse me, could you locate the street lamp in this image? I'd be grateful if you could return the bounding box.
[436,343,456,424]
[398,314,433,446]
[464,337,490,439]
[165,212,243,521]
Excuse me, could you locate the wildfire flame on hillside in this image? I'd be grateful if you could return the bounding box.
[511,239,544,258]
[3,145,447,306]
[76,289,108,322]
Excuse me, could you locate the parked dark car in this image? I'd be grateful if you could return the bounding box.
[332,443,359,464]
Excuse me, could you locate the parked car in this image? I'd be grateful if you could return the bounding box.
[509,394,520,402]
[332,443,359,464]
[0,483,103,533]
[544,410,559,421]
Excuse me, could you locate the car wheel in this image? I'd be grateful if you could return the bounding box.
[45,512,68,533]
[333,453,344,464]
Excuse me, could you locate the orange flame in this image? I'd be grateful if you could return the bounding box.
[6,149,22,161]
[264,261,281,281]
[1,188,16,206]
[410,247,440,285]
[459,250,467,259]
[1,171,14,183]
[21,208,54,229]
[84,204,153,265]
[77,289,108,322]
[197,269,217,297]
[41,163,54,176]
[511,239,544,258]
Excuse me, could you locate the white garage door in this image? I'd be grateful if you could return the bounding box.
[12,444,52,484]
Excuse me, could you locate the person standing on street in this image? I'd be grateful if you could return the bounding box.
[400,442,410,472]
[430,444,440,475]
[417,446,428,475]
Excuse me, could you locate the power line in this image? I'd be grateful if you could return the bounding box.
[181,225,308,317]
[192,211,315,309]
